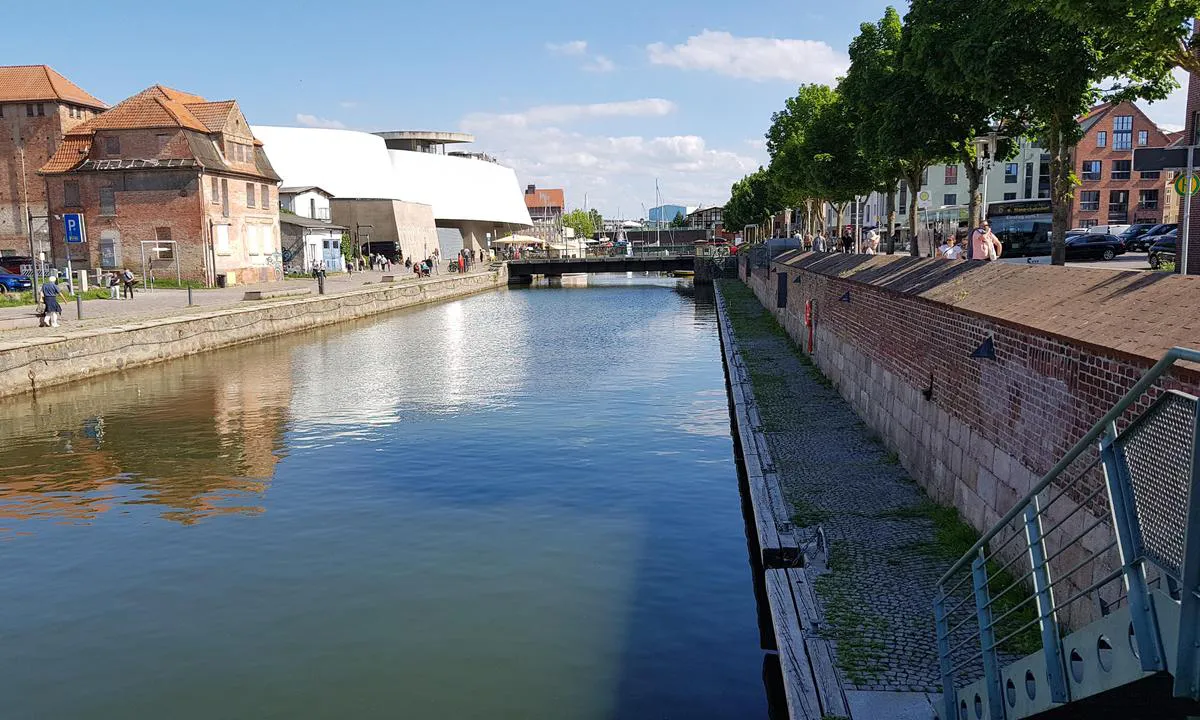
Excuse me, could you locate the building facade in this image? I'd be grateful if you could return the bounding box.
[524,184,564,245]
[40,85,281,286]
[1073,101,1173,228]
[0,65,107,256]
[685,205,724,231]
[279,185,345,272]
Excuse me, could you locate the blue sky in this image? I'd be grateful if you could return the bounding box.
[7,0,1190,217]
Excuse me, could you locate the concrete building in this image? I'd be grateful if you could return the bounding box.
[253,126,531,261]
[1073,101,1174,228]
[0,65,107,257]
[40,85,282,286]
[279,186,345,272]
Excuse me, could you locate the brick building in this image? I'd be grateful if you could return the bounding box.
[40,85,281,285]
[1073,101,1173,228]
[0,65,107,255]
[523,184,564,245]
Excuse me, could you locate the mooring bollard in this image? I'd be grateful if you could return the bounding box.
[187,286,194,306]
[317,273,326,295]
[76,293,83,320]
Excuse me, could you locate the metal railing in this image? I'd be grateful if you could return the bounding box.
[934,346,1200,720]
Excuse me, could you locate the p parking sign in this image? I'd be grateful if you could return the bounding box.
[64,213,86,244]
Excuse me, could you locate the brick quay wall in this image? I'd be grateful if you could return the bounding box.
[742,252,1199,625]
[0,268,507,399]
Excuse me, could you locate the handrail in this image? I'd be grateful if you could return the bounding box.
[937,346,1200,587]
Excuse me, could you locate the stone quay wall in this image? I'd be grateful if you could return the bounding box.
[0,268,507,399]
[742,252,1200,625]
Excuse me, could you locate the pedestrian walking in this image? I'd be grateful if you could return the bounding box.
[969,221,1002,261]
[121,268,136,299]
[41,274,63,328]
[107,272,120,299]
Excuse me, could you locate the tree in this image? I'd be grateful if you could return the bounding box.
[670,211,687,228]
[841,7,976,256]
[562,208,596,240]
[1041,0,1200,77]
[766,84,839,235]
[791,95,875,237]
[588,209,603,235]
[918,0,1174,264]
[724,168,785,234]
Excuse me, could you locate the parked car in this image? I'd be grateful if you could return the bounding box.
[1088,224,1130,235]
[1065,233,1127,260]
[1148,233,1178,269]
[1118,223,1157,244]
[1127,223,1176,252]
[0,271,33,294]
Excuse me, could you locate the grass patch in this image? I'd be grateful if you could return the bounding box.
[0,287,111,307]
[815,541,889,684]
[791,498,831,527]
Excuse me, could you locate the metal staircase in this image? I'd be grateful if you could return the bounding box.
[933,347,1200,720]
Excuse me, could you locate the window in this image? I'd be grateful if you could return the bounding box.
[1112,160,1131,180]
[1024,162,1034,198]
[1097,131,1107,148]
[211,176,220,204]
[922,168,929,185]
[1109,190,1129,220]
[247,225,260,256]
[1080,219,1098,228]
[221,178,230,217]
[154,227,174,259]
[1140,189,1159,209]
[944,166,958,185]
[38,104,44,116]
[1113,115,1133,149]
[0,105,4,118]
[214,224,231,255]
[261,185,269,210]
[157,133,169,151]
[63,180,80,207]
[99,186,116,216]
[943,193,957,206]
[26,104,34,117]
[246,182,256,208]
[104,136,120,155]
[1003,192,1017,201]
[1081,160,1102,181]
[1079,190,1100,212]
[1138,130,1149,146]
[1004,163,1018,183]
[1141,171,1161,180]
[898,182,908,215]
[310,197,317,218]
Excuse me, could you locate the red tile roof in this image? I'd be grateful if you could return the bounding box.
[0,65,107,108]
[525,188,564,209]
[40,136,92,174]
[186,100,237,133]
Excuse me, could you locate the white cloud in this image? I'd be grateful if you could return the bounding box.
[463,98,676,130]
[338,100,359,109]
[547,40,588,56]
[584,55,616,73]
[295,113,347,129]
[1145,67,1190,131]
[647,30,848,84]
[549,41,617,73]
[460,102,763,217]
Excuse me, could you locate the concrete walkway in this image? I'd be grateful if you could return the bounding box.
[718,280,946,719]
[0,267,493,340]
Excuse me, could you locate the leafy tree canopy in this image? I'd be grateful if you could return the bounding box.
[562,208,596,239]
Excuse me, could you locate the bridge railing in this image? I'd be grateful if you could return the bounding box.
[933,346,1200,720]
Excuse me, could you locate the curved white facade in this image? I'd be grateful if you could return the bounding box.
[253,126,532,227]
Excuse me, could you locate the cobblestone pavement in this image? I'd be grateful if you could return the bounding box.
[719,279,953,693]
[0,266,494,341]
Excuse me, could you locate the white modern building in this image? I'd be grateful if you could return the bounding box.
[254,126,532,261]
[279,185,345,272]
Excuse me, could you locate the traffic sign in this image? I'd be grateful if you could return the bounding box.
[1174,174,1200,196]
[917,190,933,210]
[64,213,86,244]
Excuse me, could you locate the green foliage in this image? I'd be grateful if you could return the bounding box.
[588,208,603,234]
[724,168,785,231]
[669,211,686,228]
[341,232,354,264]
[562,208,596,239]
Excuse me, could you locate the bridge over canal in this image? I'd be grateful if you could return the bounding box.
[506,254,734,284]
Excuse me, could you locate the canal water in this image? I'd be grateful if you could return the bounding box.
[0,277,768,719]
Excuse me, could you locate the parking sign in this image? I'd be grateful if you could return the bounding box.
[64,213,86,244]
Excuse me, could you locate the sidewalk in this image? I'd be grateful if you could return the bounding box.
[0,267,492,340]
[718,279,955,719]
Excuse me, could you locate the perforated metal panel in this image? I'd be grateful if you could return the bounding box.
[1117,391,1199,578]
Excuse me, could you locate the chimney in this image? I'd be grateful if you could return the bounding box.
[526,184,535,195]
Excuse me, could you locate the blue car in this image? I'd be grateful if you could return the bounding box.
[0,271,33,294]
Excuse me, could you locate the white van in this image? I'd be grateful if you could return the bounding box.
[1085,225,1130,235]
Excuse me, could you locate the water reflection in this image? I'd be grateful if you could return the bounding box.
[0,340,291,531]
